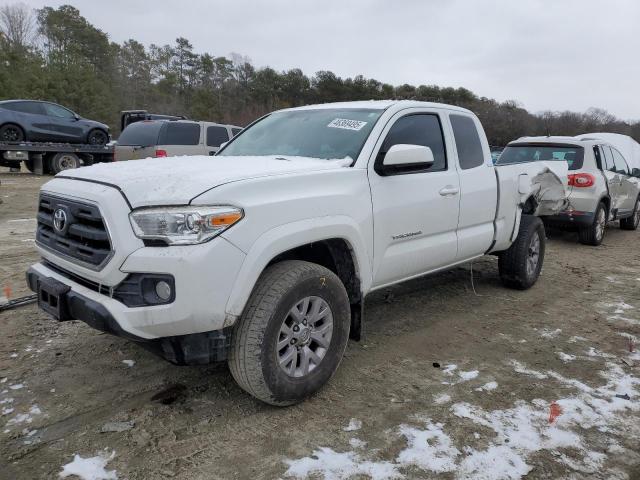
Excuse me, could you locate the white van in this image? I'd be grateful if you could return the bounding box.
[114,120,242,161]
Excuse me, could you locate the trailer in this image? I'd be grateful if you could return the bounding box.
[0,141,113,175]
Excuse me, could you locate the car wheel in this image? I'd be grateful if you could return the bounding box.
[578,202,607,245]
[50,152,81,174]
[87,129,108,145]
[620,197,640,231]
[0,124,25,142]
[229,260,351,406]
[498,214,546,290]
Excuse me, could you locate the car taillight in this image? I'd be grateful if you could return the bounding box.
[155,149,167,158]
[568,173,595,187]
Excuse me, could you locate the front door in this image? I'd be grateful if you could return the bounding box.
[368,110,460,288]
[601,146,624,216]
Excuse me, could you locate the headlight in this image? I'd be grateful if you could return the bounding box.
[129,206,243,245]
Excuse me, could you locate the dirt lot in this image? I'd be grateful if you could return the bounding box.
[1,169,639,480]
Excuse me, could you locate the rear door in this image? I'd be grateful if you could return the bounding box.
[448,113,496,260]
[369,109,460,288]
[601,145,624,215]
[161,122,204,156]
[6,101,53,141]
[205,125,231,155]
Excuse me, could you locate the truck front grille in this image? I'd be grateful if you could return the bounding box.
[36,194,113,269]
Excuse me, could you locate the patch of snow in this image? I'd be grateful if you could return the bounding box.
[2,407,14,415]
[349,438,366,449]
[442,364,458,375]
[6,405,42,426]
[539,328,562,339]
[285,447,400,480]
[0,397,13,405]
[121,359,135,367]
[0,377,6,383]
[9,383,24,390]
[458,445,531,479]
[433,393,451,405]
[509,360,547,379]
[458,370,479,382]
[9,353,18,358]
[475,381,498,392]
[557,352,576,363]
[396,421,460,473]
[343,418,362,432]
[568,336,587,343]
[586,347,615,359]
[59,451,118,480]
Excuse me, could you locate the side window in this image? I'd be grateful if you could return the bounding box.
[601,146,615,172]
[161,123,200,145]
[611,148,630,175]
[206,126,230,147]
[376,113,447,174]
[44,103,75,118]
[5,101,45,115]
[450,114,484,170]
[593,146,603,170]
[231,128,242,137]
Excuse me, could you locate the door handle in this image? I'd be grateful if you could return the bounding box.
[439,186,459,196]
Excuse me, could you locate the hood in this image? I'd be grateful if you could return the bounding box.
[55,155,352,208]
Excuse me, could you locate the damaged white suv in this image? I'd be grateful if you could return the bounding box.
[27,101,567,405]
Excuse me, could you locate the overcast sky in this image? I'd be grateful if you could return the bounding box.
[25,0,640,120]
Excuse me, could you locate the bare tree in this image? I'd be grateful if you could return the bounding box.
[0,2,36,51]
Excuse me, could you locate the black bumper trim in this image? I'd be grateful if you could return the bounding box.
[544,211,595,228]
[26,267,232,365]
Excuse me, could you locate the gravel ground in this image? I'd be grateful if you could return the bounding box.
[1,169,639,480]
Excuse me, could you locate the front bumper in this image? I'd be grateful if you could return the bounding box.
[544,210,595,228]
[27,266,233,365]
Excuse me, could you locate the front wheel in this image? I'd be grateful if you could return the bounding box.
[578,202,607,245]
[620,197,640,231]
[498,215,546,290]
[228,260,350,406]
[87,129,108,145]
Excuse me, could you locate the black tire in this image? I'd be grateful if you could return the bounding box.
[87,129,108,145]
[498,215,546,290]
[620,197,640,231]
[0,123,25,142]
[50,152,81,174]
[578,202,607,245]
[229,260,351,406]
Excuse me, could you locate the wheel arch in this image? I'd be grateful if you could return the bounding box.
[224,218,372,340]
[86,127,109,143]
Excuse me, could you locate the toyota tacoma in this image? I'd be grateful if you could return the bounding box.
[27,101,567,405]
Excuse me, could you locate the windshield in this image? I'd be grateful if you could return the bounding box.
[218,108,383,161]
[497,143,584,171]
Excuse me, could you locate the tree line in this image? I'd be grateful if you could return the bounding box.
[0,3,638,146]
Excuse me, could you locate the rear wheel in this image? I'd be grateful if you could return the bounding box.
[620,197,640,231]
[229,260,350,406]
[50,152,81,174]
[498,215,546,290]
[87,129,108,145]
[0,124,24,142]
[578,202,607,245]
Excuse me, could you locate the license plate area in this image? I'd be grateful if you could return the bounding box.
[38,277,71,321]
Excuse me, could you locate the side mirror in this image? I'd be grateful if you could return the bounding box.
[381,144,434,173]
[73,114,80,121]
[632,168,640,178]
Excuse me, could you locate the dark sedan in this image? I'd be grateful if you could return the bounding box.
[0,100,110,145]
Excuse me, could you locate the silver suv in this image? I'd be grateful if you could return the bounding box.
[498,137,640,245]
[114,120,242,161]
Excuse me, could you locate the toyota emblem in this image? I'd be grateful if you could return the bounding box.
[53,208,67,232]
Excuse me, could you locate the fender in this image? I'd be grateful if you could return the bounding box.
[223,215,373,317]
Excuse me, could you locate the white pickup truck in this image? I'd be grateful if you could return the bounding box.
[27,101,567,405]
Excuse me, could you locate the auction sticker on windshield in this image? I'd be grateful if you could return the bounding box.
[327,118,368,131]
